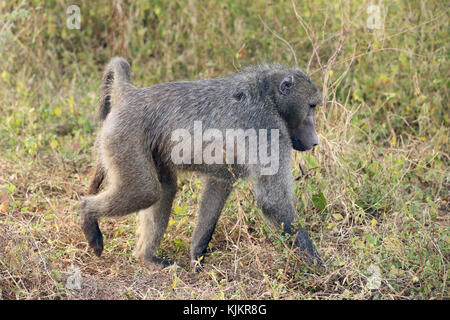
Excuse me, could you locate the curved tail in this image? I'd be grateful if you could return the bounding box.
[89,58,131,197]
[99,57,131,121]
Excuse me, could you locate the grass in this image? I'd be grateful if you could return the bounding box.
[0,0,448,299]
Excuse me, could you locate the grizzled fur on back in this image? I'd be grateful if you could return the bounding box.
[101,63,320,178]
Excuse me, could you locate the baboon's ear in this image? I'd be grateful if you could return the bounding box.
[279,75,294,95]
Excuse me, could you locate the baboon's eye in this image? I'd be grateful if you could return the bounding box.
[309,104,316,108]
[233,91,245,101]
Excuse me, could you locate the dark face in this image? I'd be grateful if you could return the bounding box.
[274,69,323,151]
[290,107,319,151]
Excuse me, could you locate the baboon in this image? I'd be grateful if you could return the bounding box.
[81,57,324,269]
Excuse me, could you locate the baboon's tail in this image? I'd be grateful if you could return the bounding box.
[88,164,105,195]
[99,57,131,121]
[89,58,130,196]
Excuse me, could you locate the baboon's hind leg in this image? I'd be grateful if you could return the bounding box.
[81,164,106,256]
[81,143,161,257]
[134,166,177,267]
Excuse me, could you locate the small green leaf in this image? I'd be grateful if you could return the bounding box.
[174,238,187,250]
[312,192,327,210]
[53,107,62,116]
[173,205,187,215]
[50,139,58,149]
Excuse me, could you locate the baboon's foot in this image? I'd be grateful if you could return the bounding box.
[134,248,175,269]
[80,200,103,257]
[153,257,175,268]
[142,257,175,269]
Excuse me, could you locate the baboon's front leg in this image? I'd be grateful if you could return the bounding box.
[190,178,233,268]
[254,171,323,266]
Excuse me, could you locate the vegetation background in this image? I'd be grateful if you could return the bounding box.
[0,0,448,299]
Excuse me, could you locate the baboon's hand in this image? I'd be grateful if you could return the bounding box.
[293,227,323,268]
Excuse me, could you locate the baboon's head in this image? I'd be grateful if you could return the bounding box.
[272,68,323,151]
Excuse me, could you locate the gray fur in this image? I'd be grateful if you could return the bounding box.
[81,57,323,268]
